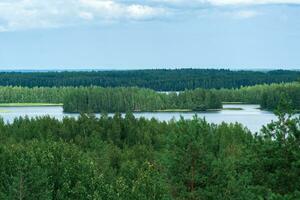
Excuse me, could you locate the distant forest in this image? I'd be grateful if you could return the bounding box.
[0,69,299,90]
[0,82,299,112]
[62,83,300,112]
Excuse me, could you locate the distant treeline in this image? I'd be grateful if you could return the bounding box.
[0,86,222,112]
[62,83,300,112]
[0,69,299,90]
[63,87,222,113]
[0,87,68,103]
[0,109,299,199]
[0,82,299,112]
[216,82,300,110]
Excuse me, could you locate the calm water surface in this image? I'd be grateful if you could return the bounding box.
[0,104,277,133]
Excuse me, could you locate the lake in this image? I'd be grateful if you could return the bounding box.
[0,104,277,133]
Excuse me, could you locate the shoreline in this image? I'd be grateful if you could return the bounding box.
[0,103,63,107]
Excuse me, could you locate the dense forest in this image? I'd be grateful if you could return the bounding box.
[214,82,300,110]
[63,87,222,113]
[0,104,299,199]
[0,69,299,90]
[0,82,299,112]
[62,83,300,112]
[0,86,222,112]
[0,71,299,199]
[0,86,68,103]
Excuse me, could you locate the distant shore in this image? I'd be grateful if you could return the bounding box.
[0,103,63,107]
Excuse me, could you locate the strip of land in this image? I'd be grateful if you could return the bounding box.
[145,107,243,112]
[222,102,252,104]
[0,103,63,107]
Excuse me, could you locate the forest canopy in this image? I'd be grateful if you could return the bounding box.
[0,69,299,90]
[0,108,299,199]
[0,70,299,199]
[0,82,299,112]
[62,87,222,113]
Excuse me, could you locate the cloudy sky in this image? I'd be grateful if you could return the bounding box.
[0,0,300,70]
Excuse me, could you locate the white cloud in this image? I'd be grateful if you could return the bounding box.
[0,1,76,31]
[79,0,167,20]
[150,0,300,6]
[235,10,259,18]
[0,0,167,31]
[208,0,300,6]
[0,0,299,32]
[127,5,166,19]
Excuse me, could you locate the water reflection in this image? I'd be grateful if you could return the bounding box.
[0,104,277,133]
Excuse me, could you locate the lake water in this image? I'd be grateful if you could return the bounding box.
[0,104,277,133]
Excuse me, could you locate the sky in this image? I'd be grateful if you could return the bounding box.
[0,0,300,70]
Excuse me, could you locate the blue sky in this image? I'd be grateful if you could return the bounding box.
[0,0,300,70]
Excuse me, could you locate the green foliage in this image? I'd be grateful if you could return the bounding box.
[0,82,299,112]
[216,82,300,110]
[0,69,299,90]
[0,109,299,199]
[0,86,69,103]
[62,87,223,113]
[252,101,300,199]
[0,70,299,199]
[0,140,108,200]
[166,118,257,199]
